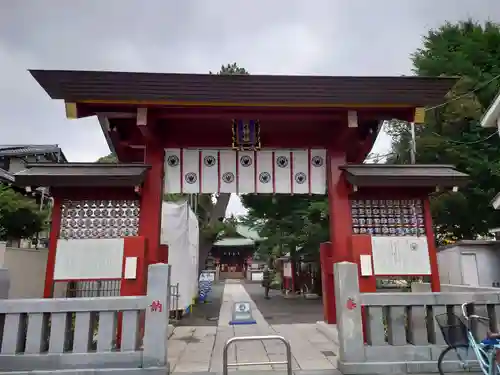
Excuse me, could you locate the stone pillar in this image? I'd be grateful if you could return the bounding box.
[0,241,6,268]
[334,261,364,364]
[0,267,10,299]
[143,263,171,368]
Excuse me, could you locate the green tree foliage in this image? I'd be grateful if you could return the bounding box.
[0,185,47,241]
[96,153,118,163]
[241,195,329,261]
[210,63,249,75]
[387,19,500,243]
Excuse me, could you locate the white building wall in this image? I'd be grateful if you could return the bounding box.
[437,241,500,287]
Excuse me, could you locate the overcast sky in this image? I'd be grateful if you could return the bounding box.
[0,0,498,216]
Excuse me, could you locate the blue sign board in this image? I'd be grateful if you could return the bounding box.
[229,301,256,325]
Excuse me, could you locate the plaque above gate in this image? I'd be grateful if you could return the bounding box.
[232,119,261,151]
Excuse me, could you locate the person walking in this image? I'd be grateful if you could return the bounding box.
[262,265,272,299]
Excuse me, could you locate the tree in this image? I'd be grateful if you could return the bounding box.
[210,63,249,76]
[241,195,329,261]
[0,185,47,241]
[387,19,500,243]
[96,153,118,163]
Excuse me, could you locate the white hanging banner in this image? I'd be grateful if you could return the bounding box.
[201,150,218,193]
[256,150,274,193]
[219,150,237,193]
[164,148,181,193]
[274,150,292,194]
[292,149,309,194]
[238,151,255,193]
[310,149,326,194]
[164,148,326,195]
[182,149,200,194]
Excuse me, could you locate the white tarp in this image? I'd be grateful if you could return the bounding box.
[160,202,199,312]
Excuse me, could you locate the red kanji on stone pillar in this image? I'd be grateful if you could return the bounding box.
[346,297,357,310]
[150,300,163,312]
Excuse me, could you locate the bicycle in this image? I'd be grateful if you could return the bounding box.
[435,302,500,375]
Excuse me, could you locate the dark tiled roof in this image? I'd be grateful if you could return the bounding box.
[14,163,150,187]
[340,164,469,188]
[0,168,14,183]
[0,145,68,162]
[29,69,457,107]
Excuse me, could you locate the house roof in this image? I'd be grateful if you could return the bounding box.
[0,145,68,162]
[213,238,255,247]
[29,69,457,107]
[14,163,150,187]
[340,164,469,188]
[481,89,500,129]
[0,168,14,183]
[235,225,263,241]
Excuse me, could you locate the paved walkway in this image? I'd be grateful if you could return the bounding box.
[242,282,323,324]
[168,280,339,373]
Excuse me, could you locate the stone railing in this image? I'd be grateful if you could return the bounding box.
[0,263,171,374]
[412,282,500,293]
[335,262,500,374]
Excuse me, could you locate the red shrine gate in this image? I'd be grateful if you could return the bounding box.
[18,70,468,324]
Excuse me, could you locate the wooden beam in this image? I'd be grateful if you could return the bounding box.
[136,107,155,142]
[65,102,78,119]
[347,111,358,128]
[414,107,426,124]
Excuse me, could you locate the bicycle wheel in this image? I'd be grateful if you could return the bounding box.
[437,344,474,375]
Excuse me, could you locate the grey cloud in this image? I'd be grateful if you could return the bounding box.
[0,0,498,162]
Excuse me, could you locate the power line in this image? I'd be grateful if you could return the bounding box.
[425,73,500,112]
[431,130,498,145]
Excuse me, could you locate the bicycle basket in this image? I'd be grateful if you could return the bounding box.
[435,313,469,346]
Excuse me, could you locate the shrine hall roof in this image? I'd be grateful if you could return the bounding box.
[29,69,457,107]
[340,164,469,188]
[14,163,150,188]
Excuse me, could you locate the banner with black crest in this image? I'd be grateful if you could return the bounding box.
[164,148,326,195]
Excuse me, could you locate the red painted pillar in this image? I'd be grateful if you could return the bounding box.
[138,143,165,267]
[320,242,335,323]
[324,150,352,323]
[423,198,441,291]
[44,196,62,298]
[327,151,352,263]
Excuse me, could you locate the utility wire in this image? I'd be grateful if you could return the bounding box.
[370,73,500,163]
[425,73,500,112]
[431,130,498,145]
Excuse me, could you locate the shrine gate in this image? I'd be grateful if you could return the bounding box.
[18,70,468,324]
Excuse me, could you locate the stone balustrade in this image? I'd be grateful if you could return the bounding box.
[0,263,171,375]
[335,261,500,374]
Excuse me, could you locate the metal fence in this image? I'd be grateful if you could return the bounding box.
[169,282,180,321]
[65,280,121,297]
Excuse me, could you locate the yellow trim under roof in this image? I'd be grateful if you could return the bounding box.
[65,102,78,119]
[414,107,426,124]
[79,99,415,109]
